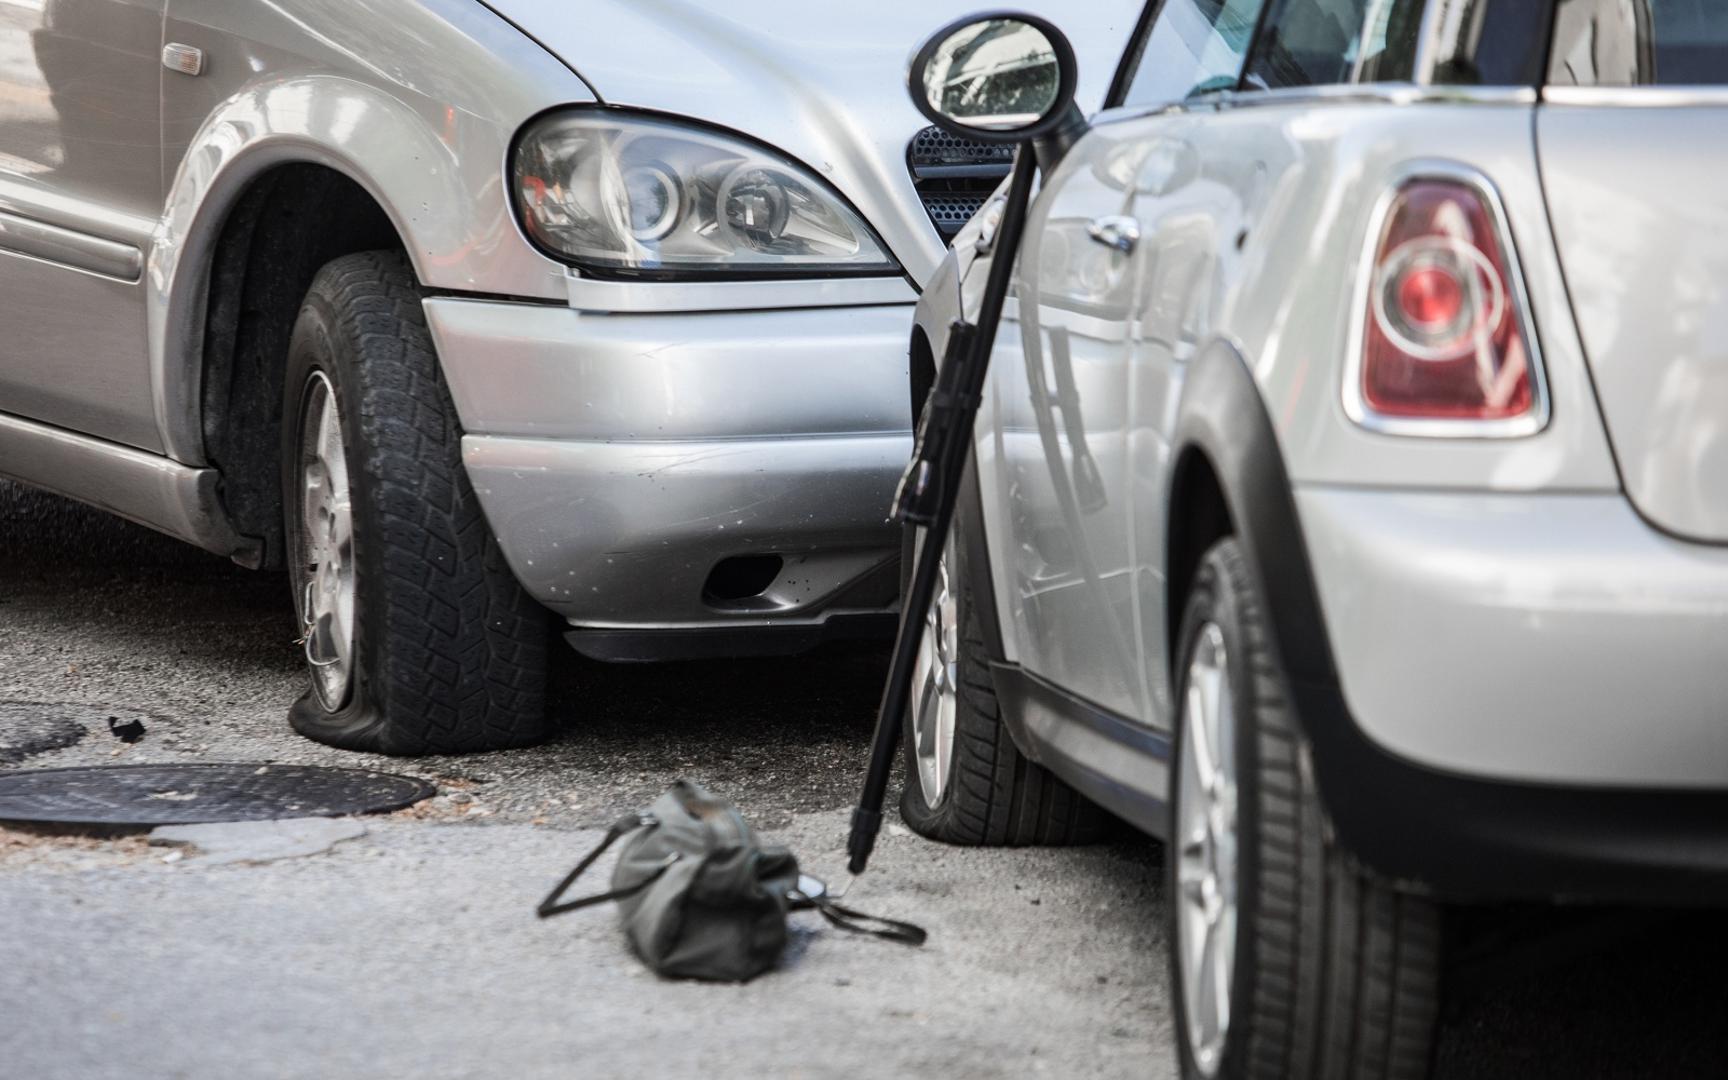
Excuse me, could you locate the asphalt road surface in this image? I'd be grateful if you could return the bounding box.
[1,481,1724,1079]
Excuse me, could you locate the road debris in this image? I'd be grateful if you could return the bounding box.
[107,716,147,743]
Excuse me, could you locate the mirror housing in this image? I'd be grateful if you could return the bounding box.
[907,10,1085,157]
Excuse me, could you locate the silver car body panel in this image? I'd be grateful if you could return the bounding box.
[417,0,1134,630]
[1199,101,1617,494]
[426,299,913,442]
[0,0,164,453]
[1299,486,1728,787]
[151,0,593,466]
[1537,101,1728,542]
[999,98,1612,736]
[920,84,1715,789]
[463,430,903,627]
[990,123,1148,721]
[0,0,1127,643]
[429,296,912,628]
[0,410,248,557]
[476,0,1136,288]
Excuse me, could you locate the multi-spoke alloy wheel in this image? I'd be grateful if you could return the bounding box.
[293,371,356,711]
[1176,621,1238,1078]
[910,533,960,806]
[1169,538,1441,1080]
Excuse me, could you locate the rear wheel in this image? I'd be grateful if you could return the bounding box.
[282,251,551,755]
[898,518,1105,844]
[1170,538,1440,1079]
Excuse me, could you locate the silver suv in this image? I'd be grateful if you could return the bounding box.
[906,2,1728,1077]
[0,0,1129,753]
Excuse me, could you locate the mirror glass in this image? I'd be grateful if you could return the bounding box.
[919,18,1061,132]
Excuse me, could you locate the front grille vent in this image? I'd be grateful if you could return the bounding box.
[908,126,1013,241]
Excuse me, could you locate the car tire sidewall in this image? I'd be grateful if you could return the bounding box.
[1169,545,1263,1080]
[281,291,389,746]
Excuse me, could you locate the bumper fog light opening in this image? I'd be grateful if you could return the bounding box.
[702,555,785,605]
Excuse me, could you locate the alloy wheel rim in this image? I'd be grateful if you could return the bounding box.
[910,533,960,806]
[294,371,357,711]
[1176,622,1239,1078]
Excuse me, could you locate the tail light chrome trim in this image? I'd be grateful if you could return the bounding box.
[1342,161,1551,439]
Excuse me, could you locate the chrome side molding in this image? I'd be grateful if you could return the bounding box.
[0,210,142,282]
[0,411,255,563]
[1544,85,1728,108]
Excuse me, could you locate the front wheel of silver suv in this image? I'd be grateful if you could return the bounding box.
[281,252,552,756]
[1170,537,1441,1079]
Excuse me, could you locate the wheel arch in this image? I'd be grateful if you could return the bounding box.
[1167,339,1340,693]
[147,74,577,469]
[146,66,589,563]
[1165,444,1235,679]
[192,162,406,568]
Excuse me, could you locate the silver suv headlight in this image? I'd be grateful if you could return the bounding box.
[513,109,899,278]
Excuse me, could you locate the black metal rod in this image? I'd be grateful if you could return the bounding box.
[847,147,1039,876]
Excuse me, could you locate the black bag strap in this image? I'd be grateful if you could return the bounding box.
[811,896,928,947]
[537,813,669,919]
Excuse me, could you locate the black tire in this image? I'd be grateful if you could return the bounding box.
[1170,538,1440,1080]
[898,515,1107,845]
[281,251,551,755]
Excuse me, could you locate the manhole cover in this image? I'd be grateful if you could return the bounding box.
[0,764,435,826]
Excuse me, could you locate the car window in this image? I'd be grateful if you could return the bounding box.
[1242,0,1425,89]
[1119,0,1270,108]
[1550,0,1728,86]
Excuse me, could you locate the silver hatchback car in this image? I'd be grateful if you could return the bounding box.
[0,0,1130,754]
[906,2,1728,1077]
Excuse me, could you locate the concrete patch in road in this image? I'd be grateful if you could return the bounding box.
[148,817,368,866]
[0,702,97,764]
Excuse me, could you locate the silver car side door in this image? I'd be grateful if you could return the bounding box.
[994,126,1147,721]
[1120,111,1245,733]
[983,0,1275,723]
[0,0,164,452]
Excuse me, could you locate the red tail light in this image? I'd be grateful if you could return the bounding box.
[1353,178,1541,430]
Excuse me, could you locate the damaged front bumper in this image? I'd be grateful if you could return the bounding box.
[424,297,914,660]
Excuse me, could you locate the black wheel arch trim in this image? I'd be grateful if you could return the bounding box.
[952,454,1007,665]
[1170,338,1728,904]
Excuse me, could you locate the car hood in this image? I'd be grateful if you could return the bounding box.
[479,0,1136,285]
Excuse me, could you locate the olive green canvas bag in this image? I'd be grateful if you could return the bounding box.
[537,781,924,982]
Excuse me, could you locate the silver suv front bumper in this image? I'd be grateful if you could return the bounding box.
[424,297,912,650]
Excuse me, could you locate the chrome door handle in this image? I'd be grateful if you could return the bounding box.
[1086,214,1140,254]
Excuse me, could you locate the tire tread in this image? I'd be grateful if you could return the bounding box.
[286,252,550,755]
[1176,540,1439,1080]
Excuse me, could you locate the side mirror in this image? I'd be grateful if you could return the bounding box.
[908,11,1080,145]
